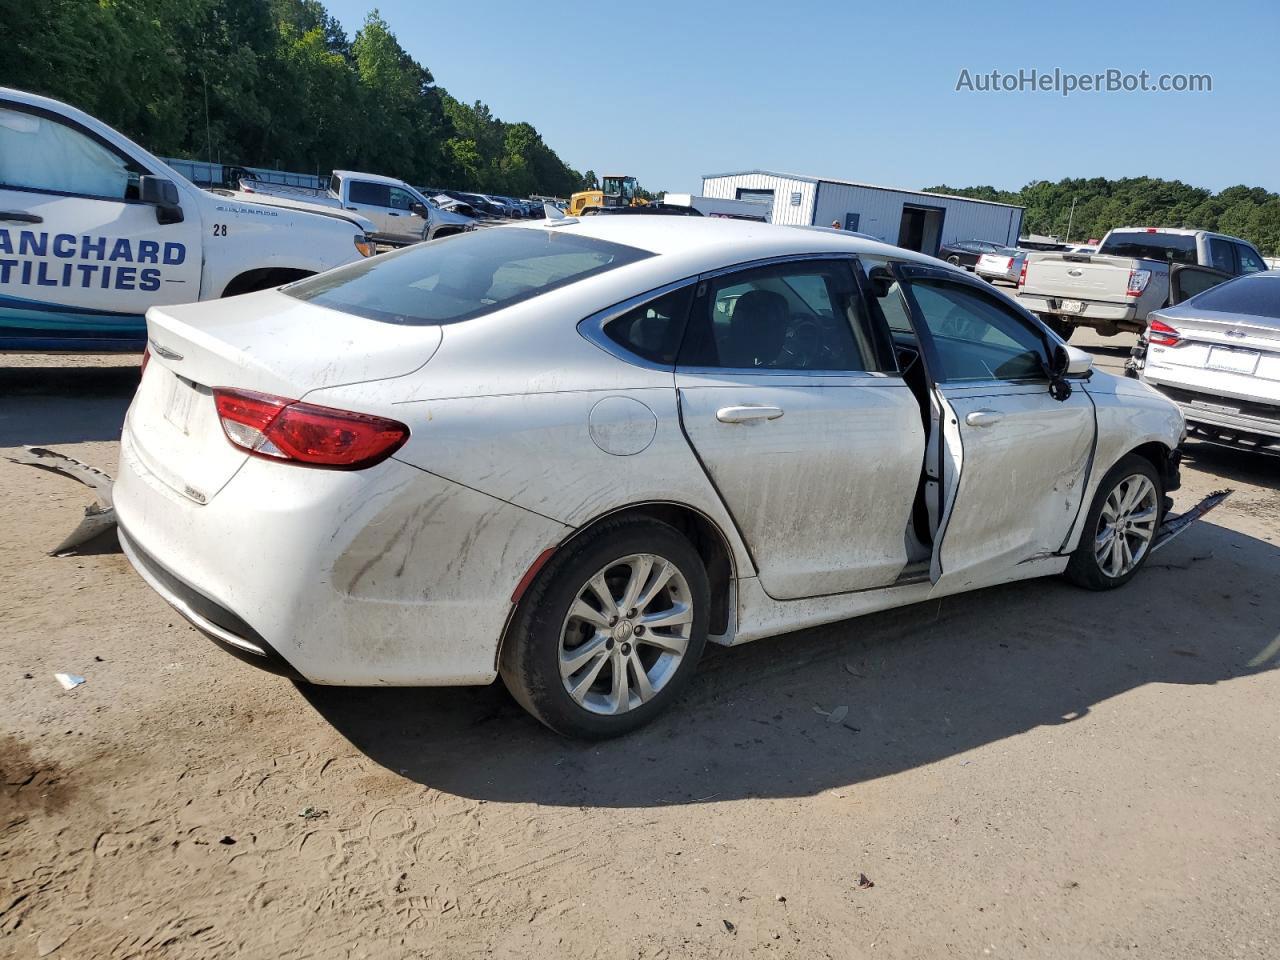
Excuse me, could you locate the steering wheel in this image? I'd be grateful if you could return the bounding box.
[938,306,985,342]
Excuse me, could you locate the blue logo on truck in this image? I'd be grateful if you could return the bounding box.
[0,229,186,292]
[0,229,188,349]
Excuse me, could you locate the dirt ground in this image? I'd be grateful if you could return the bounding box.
[2,330,1278,959]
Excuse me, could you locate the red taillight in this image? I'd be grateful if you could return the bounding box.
[1006,256,1015,270]
[140,347,151,378]
[1018,259,1028,287]
[1126,268,1151,297]
[1147,319,1181,347]
[212,387,409,469]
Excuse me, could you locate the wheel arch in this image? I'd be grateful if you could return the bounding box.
[221,267,314,298]
[501,500,738,664]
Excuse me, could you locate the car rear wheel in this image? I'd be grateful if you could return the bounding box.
[1065,454,1162,590]
[500,517,709,739]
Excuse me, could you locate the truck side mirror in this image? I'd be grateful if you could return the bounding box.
[139,175,184,225]
[410,202,428,218]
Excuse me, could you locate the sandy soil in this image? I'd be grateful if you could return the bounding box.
[2,335,1278,959]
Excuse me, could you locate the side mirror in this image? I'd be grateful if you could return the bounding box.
[1060,343,1093,377]
[867,265,895,299]
[139,175,183,225]
[410,202,428,218]
[1045,343,1092,400]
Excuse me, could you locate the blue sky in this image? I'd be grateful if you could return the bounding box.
[324,0,1279,195]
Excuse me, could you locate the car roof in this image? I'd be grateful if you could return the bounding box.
[513,215,948,276]
[332,169,410,187]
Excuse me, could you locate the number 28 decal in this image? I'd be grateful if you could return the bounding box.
[212,224,228,237]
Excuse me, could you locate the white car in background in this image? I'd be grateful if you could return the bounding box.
[1139,271,1280,455]
[114,218,1185,738]
[975,247,1027,284]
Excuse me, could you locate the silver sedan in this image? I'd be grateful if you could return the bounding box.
[115,217,1185,738]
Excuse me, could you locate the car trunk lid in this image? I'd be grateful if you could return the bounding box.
[129,289,440,503]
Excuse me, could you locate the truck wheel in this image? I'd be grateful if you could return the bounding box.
[1040,316,1074,341]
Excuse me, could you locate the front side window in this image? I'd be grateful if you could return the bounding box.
[389,187,417,211]
[603,285,694,365]
[906,279,1047,383]
[286,227,652,325]
[678,260,881,372]
[0,106,134,199]
[1234,243,1267,274]
[348,180,391,206]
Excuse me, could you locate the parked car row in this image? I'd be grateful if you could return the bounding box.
[423,189,554,221]
[237,170,477,246]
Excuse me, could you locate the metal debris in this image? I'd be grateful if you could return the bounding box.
[54,673,86,690]
[4,446,117,555]
[1151,489,1232,554]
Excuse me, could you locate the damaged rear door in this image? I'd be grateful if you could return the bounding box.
[675,256,923,600]
[896,267,1096,587]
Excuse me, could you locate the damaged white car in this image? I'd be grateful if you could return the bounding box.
[115,218,1186,738]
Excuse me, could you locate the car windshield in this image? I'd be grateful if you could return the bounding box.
[1183,274,1280,320]
[285,228,652,325]
[1100,231,1198,264]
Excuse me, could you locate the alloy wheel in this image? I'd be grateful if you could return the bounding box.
[558,553,693,716]
[1094,473,1158,578]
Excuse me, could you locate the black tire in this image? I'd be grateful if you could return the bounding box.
[1065,453,1163,590]
[1040,315,1075,341]
[499,517,710,739]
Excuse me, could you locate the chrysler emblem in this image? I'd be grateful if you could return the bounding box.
[149,340,184,360]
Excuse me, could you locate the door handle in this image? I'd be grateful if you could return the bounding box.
[388,212,400,216]
[1,211,42,224]
[965,409,1004,427]
[716,405,784,423]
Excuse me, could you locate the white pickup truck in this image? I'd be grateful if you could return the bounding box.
[0,87,375,351]
[1018,227,1269,340]
[238,170,476,246]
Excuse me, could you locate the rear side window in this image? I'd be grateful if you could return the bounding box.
[1234,243,1267,274]
[1183,275,1280,319]
[348,180,391,206]
[1099,231,1198,264]
[286,228,652,325]
[603,286,693,365]
[1208,237,1236,273]
[678,259,883,372]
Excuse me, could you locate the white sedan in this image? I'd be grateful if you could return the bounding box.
[115,217,1185,738]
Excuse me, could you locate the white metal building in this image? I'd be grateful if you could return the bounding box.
[701,170,1024,256]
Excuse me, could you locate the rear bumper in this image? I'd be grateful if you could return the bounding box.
[1142,376,1280,454]
[1018,294,1138,326]
[115,425,569,685]
[118,525,302,680]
